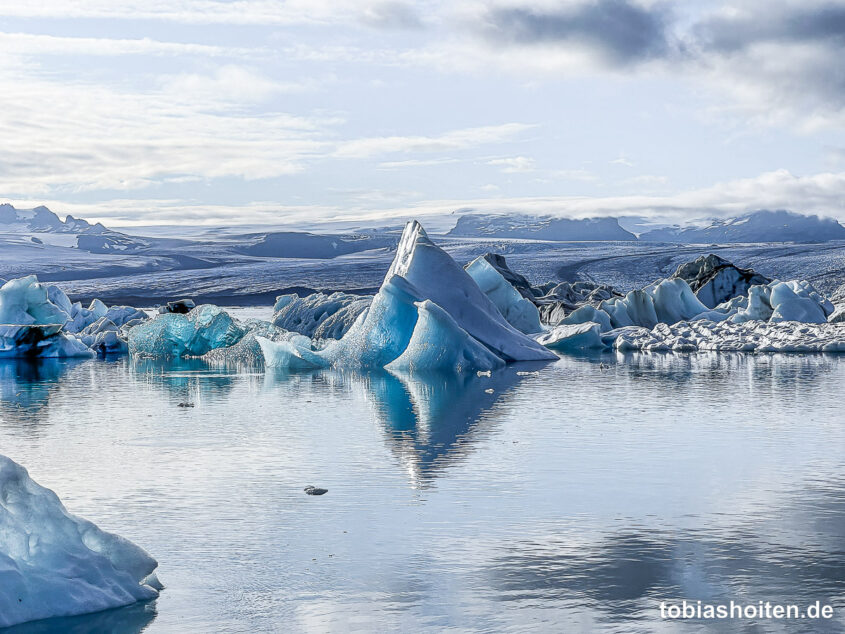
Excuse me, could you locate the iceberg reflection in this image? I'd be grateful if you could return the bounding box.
[359,364,546,487]
[0,358,87,423]
[2,600,157,634]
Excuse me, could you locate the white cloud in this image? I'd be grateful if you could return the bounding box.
[0,63,334,194]
[0,0,447,26]
[551,169,598,182]
[0,31,258,58]
[11,169,845,228]
[334,123,535,158]
[487,156,534,173]
[377,157,460,169]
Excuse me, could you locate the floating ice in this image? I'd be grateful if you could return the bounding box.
[0,276,93,358]
[129,305,245,358]
[671,254,770,308]
[257,334,327,370]
[77,318,128,356]
[0,324,92,358]
[0,275,69,326]
[255,221,554,372]
[0,454,160,628]
[203,320,290,367]
[612,320,845,353]
[374,221,555,363]
[272,291,371,339]
[646,278,710,324]
[535,322,605,352]
[465,255,542,334]
[385,300,506,373]
[559,304,612,332]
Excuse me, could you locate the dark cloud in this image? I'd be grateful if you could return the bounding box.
[694,3,845,53]
[480,0,673,65]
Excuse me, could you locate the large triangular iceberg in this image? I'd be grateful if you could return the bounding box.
[379,221,555,362]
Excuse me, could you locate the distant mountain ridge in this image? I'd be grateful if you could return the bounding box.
[0,203,109,234]
[0,203,152,254]
[639,210,845,243]
[448,214,637,241]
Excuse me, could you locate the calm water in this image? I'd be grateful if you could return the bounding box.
[1,352,844,633]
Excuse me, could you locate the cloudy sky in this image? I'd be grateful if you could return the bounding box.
[1,0,845,227]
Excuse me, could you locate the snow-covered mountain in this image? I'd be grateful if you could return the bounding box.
[640,210,845,243]
[0,203,108,234]
[447,213,637,241]
[0,203,152,253]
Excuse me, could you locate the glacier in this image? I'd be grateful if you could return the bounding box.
[0,454,160,628]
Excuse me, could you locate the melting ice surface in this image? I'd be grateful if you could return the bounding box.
[1,350,844,632]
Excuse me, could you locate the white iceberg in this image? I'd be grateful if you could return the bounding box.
[535,322,606,352]
[256,334,328,370]
[272,291,371,339]
[465,256,542,334]
[613,320,845,353]
[0,454,160,628]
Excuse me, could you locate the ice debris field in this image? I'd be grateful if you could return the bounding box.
[1,221,845,626]
[2,221,845,368]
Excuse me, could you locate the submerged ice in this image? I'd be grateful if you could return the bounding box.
[0,454,160,628]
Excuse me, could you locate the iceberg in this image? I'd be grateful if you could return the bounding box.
[646,278,710,325]
[252,221,555,372]
[385,300,506,373]
[0,324,92,358]
[203,320,290,367]
[671,254,770,308]
[535,322,605,352]
[375,221,555,362]
[129,305,245,358]
[559,304,613,332]
[257,334,327,370]
[272,291,371,339]
[0,454,160,628]
[465,255,542,334]
[0,276,69,326]
[0,276,93,358]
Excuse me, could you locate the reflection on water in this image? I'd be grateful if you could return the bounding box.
[489,475,845,628]
[3,601,156,634]
[0,352,844,632]
[362,365,545,487]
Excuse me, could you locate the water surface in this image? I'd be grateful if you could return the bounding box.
[1,352,843,632]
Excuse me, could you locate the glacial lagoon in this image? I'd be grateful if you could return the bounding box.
[1,350,843,633]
